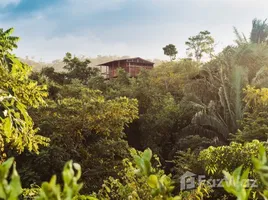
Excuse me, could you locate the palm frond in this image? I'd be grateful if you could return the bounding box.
[250,18,268,43]
[233,26,248,45]
[251,66,268,87]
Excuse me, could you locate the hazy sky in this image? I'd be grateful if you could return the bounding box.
[1,0,268,62]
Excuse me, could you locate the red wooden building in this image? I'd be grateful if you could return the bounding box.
[98,57,154,79]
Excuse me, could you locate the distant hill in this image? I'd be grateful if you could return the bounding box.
[19,55,164,72]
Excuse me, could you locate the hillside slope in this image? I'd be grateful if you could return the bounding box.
[20,55,164,72]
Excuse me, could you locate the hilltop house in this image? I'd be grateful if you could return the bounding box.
[98,57,154,79]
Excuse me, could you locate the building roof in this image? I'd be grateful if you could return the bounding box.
[97,57,154,66]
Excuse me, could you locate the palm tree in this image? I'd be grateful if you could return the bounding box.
[181,43,268,142]
[250,18,268,44]
[234,18,268,45]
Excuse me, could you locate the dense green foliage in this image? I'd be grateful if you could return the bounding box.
[0,28,49,160]
[198,140,266,176]
[222,145,268,200]
[0,156,98,200]
[2,17,268,199]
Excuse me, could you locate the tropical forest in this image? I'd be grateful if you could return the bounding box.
[3,14,268,200]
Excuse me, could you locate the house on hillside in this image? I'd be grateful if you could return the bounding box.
[97,57,154,79]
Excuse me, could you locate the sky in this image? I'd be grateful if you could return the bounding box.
[1,0,268,62]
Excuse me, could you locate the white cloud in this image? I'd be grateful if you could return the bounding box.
[13,27,129,62]
[0,0,131,61]
[65,0,126,15]
[3,0,268,62]
[0,0,20,8]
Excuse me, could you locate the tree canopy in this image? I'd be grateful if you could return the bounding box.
[163,44,178,61]
[3,18,268,200]
[0,28,49,159]
[185,30,215,61]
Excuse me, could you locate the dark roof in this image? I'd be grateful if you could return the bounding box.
[97,57,154,66]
